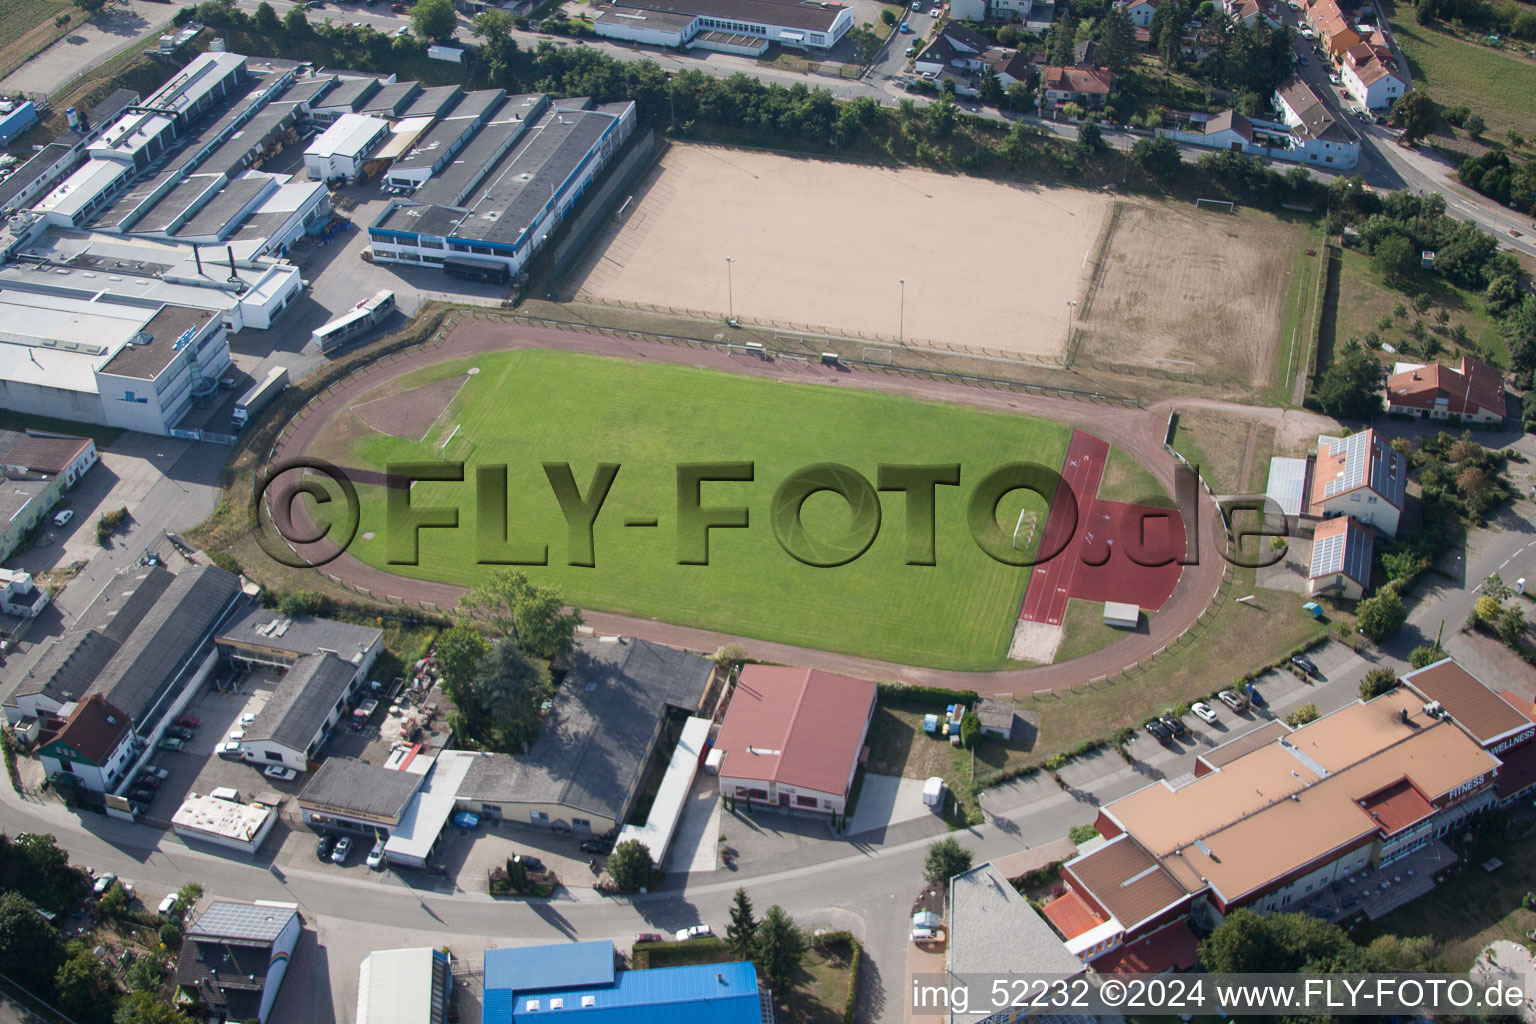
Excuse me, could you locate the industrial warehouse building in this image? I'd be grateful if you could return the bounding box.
[591,0,855,54]
[0,287,231,435]
[367,97,637,278]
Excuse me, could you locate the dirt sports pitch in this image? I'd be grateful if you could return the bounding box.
[1071,200,1304,384]
[570,145,1108,360]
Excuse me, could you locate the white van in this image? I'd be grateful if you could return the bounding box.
[157,894,179,917]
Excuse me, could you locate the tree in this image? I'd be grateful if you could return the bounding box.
[73,0,108,12]
[1356,587,1407,642]
[1408,643,1444,668]
[1199,909,1367,973]
[923,836,972,886]
[461,639,545,750]
[847,24,882,64]
[1132,135,1182,180]
[436,624,489,703]
[55,942,115,1024]
[881,7,897,24]
[606,840,654,892]
[1007,82,1033,113]
[472,9,511,44]
[979,68,1004,107]
[1462,111,1486,138]
[1284,703,1320,727]
[1389,90,1435,144]
[926,94,957,139]
[0,892,65,995]
[1359,667,1399,699]
[114,992,195,1024]
[726,887,758,961]
[1315,340,1384,419]
[1458,464,1491,500]
[1411,291,1433,315]
[460,569,582,661]
[756,905,808,995]
[1451,322,1469,345]
[1483,573,1513,603]
[98,880,129,920]
[1365,933,1436,971]
[1075,119,1104,158]
[1371,234,1417,286]
[1498,606,1526,647]
[1098,9,1135,73]
[175,882,204,911]
[253,0,280,32]
[283,6,310,36]
[410,0,457,42]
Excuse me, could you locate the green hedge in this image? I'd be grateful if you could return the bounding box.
[876,681,980,707]
[812,930,862,1024]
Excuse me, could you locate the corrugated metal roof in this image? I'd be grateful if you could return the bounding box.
[496,960,759,1024]
[245,652,357,752]
[1265,456,1309,517]
[484,940,614,997]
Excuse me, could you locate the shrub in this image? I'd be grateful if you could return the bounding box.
[1356,587,1407,642]
[876,682,980,707]
[1285,703,1320,727]
[1360,667,1399,699]
[1408,644,1444,669]
[1068,824,1098,845]
[606,840,654,892]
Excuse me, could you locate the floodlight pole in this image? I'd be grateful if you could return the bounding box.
[725,256,735,319]
[899,278,905,343]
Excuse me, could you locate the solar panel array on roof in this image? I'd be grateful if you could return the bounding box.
[186,901,296,945]
[1321,432,1368,498]
[1309,522,1373,584]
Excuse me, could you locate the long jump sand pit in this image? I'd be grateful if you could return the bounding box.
[571,145,1110,360]
[1072,200,1304,385]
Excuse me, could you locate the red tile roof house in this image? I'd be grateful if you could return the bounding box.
[1385,355,1507,425]
[1041,65,1113,112]
[37,694,135,793]
[713,665,876,816]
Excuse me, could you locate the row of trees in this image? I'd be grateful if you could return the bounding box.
[1458,149,1536,216]
[1415,0,1536,42]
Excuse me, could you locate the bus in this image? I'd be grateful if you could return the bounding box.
[311,290,396,353]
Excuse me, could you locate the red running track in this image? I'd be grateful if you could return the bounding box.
[1019,430,1109,626]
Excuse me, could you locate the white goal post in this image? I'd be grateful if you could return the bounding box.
[1195,198,1236,213]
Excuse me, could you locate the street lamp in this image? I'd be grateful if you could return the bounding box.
[1065,299,1077,363]
[725,257,735,320]
[899,278,905,344]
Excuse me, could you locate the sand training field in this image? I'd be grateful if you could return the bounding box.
[570,145,1110,360]
[1071,200,1303,384]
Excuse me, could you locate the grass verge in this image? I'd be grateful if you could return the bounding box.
[1097,445,1173,506]
[1385,2,1536,141]
[1053,597,1140,663]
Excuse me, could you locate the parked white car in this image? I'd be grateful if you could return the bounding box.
[263,765,297,781]
[1191,701,1218,724]
[675,925,713,941]
[367,839,386,870]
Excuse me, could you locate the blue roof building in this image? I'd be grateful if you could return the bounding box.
[481,942,767,1024]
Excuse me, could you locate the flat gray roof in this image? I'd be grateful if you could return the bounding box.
[949,862,1083,991]
[299,756,423,822]
[410,94,546,207]
[280,76,338,107]
[392,114,489,171]
[187,901,296,945]
[173,176,272,240]
[89,89,141,127]
[457,638,712,822]
[402,84,462,119]
[360,81,421,117]
[216,603,383,662]
[457,106,618,248]
[91,165,184,231]
[313,76,379,112]
[377,202,465,238]
[442,88,506,124]
[196,102,299,181]
[99,304,216,379]
[0,143,75,209]
[131,173,223,234]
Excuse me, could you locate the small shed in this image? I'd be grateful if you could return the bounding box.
[1103,602,1140,629]
[1421,250,1436,270]
[975,698,1016,739]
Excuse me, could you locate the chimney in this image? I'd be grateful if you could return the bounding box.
[227,245,237,277]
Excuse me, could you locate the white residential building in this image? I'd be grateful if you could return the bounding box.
[1341,58,1406,110]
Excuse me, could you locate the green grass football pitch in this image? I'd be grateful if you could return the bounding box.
[338,350,1071,669]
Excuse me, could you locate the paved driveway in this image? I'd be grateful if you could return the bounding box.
[1,6,177,95]
[848,773,932,837]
